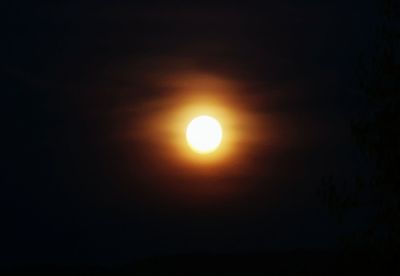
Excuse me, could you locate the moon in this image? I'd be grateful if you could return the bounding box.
[186,115,223,154]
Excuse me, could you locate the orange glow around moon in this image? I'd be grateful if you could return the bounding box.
[118,71,274,205]
[125,72,271,170]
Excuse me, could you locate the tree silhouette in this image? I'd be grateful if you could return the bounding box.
[319,0,400,254]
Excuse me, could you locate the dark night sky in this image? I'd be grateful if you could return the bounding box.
[2,0,378,266]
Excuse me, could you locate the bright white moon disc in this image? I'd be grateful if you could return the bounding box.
[186,115,223,154]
